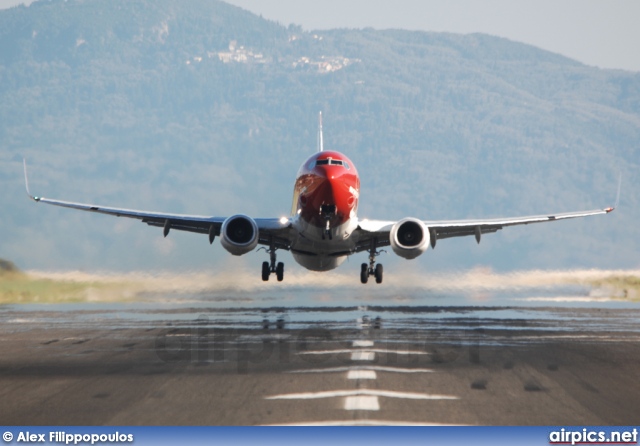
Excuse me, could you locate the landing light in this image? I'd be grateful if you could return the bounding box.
[279,217,289,225]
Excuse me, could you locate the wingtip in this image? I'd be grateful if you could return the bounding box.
[22,158,39,202]
[604,174,622,214]
[614,173,621,210]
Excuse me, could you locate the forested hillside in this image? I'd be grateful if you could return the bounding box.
[1,0,638,273]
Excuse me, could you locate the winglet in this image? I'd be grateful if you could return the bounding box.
[23,159,40,202]
[605,173,622,213]
[317,111,324,152]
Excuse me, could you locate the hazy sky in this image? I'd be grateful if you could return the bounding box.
[2,0,639,71]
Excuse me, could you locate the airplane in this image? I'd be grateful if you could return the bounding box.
[23,113,618,284]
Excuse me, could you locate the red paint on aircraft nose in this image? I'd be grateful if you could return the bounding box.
[293,151,360,230]
[308,166,354,226]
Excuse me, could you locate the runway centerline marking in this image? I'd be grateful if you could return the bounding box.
[351,351,375,361]
[265,390,458,400]
[352,340,374,347]
[263,420,464,426]
[347,370,377,380]
[298,349,428,355]
[344,396,379,410]
[287,366,434,374]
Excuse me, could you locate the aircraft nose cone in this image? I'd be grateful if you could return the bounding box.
[314,167,343,195]
[310,167,353,224]
[315,165,344,181]
[314,165,329,179]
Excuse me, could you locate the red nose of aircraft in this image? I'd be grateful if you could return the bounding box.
[315,165,349,219]
[296,153,359,229]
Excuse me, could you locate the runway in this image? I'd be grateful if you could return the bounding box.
[1,282,639,425]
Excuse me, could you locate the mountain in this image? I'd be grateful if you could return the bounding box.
[1,0,638,274]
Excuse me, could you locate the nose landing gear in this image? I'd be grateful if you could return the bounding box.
[360,239,384,284]
[323,217,332,240]
[320,204,336,240]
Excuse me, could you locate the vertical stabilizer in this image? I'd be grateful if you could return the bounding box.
[317,111,324,152]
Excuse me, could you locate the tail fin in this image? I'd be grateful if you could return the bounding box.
[317,111,324,152]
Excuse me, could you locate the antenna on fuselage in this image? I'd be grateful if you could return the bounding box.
[317,111,324,152]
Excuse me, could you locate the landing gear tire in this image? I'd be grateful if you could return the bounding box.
[360,263,369,284]
[261,237,285,283]
[360,238,385,284]
[375,263,383,284]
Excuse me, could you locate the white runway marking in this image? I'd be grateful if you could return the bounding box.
[347,370,377,380]
[265,390,458,400]
[298,349,428,355]
[518,296,613,303]
[264,420,464,426]
[344,396,379,410]
[352,340,374,347]
[288,366,435,374]
[351,351,375,361]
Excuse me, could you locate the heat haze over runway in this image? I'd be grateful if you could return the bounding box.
[1,272,639,425]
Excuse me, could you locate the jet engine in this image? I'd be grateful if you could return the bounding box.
[220,214,259,256]
[389,218,430,259]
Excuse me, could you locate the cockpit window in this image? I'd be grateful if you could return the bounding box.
[311,157,350,169]
[309,158,351,170]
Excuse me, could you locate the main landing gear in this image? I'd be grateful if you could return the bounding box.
[360,239,384,284]
[260,240,284,282]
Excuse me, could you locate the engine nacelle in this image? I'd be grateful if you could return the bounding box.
[220,214,259,256]
[390,218,430,260]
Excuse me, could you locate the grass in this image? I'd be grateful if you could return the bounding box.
[2,255,639,304]
[588,275,640,300]
[0,268,137,305]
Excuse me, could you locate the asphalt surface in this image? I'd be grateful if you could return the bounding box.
[1,296,640,426]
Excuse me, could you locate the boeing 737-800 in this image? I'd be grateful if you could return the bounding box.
[24,114,617,284]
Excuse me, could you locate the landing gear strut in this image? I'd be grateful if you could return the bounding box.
[360,239,384,284]
[260,238,284,282]
[323,216,332,240]
[320,204,336,240]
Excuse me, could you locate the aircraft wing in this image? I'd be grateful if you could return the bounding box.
[356,175,622,252]
[23,160,292,247]
[354,207,615,252]
[355,174,619,251]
